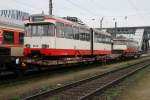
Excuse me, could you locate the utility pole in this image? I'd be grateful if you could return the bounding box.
[113,18,117,38]
[100,17,104,30]
[114,21,117,38]
[49,0,53,15]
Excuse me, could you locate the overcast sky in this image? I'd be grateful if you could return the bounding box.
[1,0,150,28]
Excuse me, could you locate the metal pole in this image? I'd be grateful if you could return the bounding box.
[92,19,95,28]
[115,21,117,38]
[100,17,104,30]
[49,0,53,15]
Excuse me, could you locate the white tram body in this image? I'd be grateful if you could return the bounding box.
[24,14,112,57]
[92,29,112,55]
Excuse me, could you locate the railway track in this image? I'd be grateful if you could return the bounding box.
[23,59,150,100]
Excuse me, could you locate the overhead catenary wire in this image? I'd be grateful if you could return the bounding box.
[65,0,101,16]
[11,0,150,19]
[65,0,150,19]
[13,0,43,12]
[126,0,149,25]
[7,0,150,27]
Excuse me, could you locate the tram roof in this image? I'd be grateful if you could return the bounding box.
[29,14,90,28]
[93,28,111,36]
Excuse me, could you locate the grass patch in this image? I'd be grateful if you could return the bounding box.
[98,65,150,100]
[10,96,20,100]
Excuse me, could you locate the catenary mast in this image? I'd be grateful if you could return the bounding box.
[49,0,53,15]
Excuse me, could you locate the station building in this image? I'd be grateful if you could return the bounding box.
[0,9,29,21]
[0,9,29,29]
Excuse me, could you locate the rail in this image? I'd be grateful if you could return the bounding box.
[23,59,150,100]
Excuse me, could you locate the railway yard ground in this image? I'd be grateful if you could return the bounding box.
[0,55,150,100]
[97,59,150,100]
[1,1,150,100]
[118,66,150,100]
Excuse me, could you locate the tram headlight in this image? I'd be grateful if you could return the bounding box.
[42,44,49,48]
[25,44,31,48]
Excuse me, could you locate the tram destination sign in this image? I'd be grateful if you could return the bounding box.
[32,16,44,22]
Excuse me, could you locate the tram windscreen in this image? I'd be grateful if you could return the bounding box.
[3,31,14,44]
[113,40,127,45]
[25,23,55,37]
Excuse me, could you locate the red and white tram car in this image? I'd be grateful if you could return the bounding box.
[113,36,141,57]
[0,25,24,71]
[24,14,112,59]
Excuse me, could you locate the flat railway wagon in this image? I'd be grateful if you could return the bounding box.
[0,26,24,72]
[23,14,112,67]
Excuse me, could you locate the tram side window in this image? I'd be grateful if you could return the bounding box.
[56,22,65,38]
[114,40,125,45]
[94,33,99,43]
[95,33,109,43]
[25,25,32,37]
[3,31,14,44]
[101,35,106,43]
[85,29,90,41]
[64,24,73,39]
[19,33,24,44]
[85,33,90,41]
[79,28,84,41]
[73,27,79,40]
[48,24,55,36]
[105,36,111,43]
[97,34,101,43]
[79,28,89,41]
[79,33,85,41]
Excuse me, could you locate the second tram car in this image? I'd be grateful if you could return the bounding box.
[113,36,141,58]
